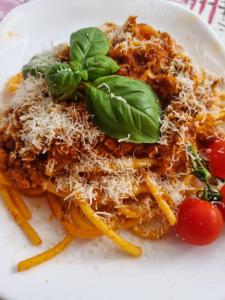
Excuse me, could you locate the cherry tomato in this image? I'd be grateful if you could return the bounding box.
[176,198,223,245]
[218,185,225,220]
[208,140,225,179]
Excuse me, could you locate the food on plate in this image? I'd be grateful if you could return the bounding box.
[0,16,224,271]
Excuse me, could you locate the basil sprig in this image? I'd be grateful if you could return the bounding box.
[187,145,211,182]
[187,145,221,202]
[70,27,119,80]
[22,27,118,84]
[44,28,119,100]
[21,27,162,144]
[86,76,161,143]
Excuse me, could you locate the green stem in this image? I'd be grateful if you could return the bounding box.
[187,145,211,182]
[187,144,221,202]
[200,184,221,202]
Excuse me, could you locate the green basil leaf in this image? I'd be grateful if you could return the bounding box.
[45,62,81,102]
[22,53,58,78]
[80,70,88,81]
[70,61,83,73]
[84,55,120,81]
[70,61,89,81]
[85,75,161,143]
[70,27,110,64]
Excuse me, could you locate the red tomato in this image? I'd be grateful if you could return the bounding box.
[176,198,223,245]
[218,185,225,220]
[208,140,225,179]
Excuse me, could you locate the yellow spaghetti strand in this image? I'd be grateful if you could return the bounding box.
[62,220,102,239]
[0,185,42,245]
[70,206,101,233]
[119,218,140,230]
[145,176,177,226]
[79,200,142,257]
[10,188,32,219]
[47,193,64,219]
[117,206,141,219]
[18,236,73,272]
[43,181,68,198]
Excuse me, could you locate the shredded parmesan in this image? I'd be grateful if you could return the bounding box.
[18,100,101,153]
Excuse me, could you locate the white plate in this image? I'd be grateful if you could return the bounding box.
[0,1,225,300]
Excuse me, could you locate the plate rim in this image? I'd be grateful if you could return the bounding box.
[0,1,225,300]
[0,0,224,55]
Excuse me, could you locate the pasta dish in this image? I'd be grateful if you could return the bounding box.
[0,16,225,271]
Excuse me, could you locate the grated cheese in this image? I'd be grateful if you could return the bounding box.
[56,171,143,205]
[12,96,103,154]
[10,76,48,108]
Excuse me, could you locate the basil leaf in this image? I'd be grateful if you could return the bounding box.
[70,27,110,64]
[70,61,88,81]
[84,55,120,81]
[22,54,57,78]
[85,75,161,143]
[45,63,81,102]
[80,70,88,81]
[70,61,83,73]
